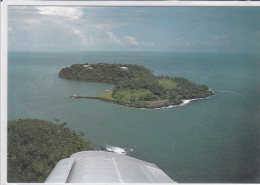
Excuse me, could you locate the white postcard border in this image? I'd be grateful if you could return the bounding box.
[1,1,260,185]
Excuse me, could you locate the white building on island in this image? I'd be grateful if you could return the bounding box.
[83,63,93,70]
[120,66,128,71]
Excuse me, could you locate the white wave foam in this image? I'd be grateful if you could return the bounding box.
[180,98,202,106]
[180,99,192,106]
[146,99,198,109]
[154,105,177,109]
[219,90,238,94]
[106,145,133,155]
[166,105,176,109]
[141,88,214,110]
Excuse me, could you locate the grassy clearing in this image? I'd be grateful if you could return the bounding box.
[97,92,117,100]
[158,79,177,89]
[98,89,165,105]
[113,89,151,103]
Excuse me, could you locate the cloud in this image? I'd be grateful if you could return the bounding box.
[73,28,91,46]
[106,31,121,44]
[9,6,159,51]
[123,36,139,46]
[70,27,155,49]
[35,7,83,20]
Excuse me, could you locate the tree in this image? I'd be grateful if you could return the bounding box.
[8,119,91,183]
[53,118,59,122]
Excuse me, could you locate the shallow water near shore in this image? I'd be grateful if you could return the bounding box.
[8,51,260,183]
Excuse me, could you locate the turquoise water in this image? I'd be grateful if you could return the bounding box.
[8,51,260,182]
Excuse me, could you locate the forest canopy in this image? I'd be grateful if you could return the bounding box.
[8,119,91,183]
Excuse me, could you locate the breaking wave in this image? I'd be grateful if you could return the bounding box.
[105,145,133,155]
[180,99,193,106]
[144,88,215,110]
[164,105,176,109]
[155,99,199,109]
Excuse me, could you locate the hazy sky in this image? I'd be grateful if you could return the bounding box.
[8,6,260,53]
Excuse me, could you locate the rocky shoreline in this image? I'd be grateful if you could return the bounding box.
[97,97,180,109]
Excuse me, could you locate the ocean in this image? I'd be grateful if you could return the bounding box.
[8,51,260,183]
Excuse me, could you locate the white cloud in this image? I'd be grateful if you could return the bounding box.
[72,29,98,46]
[73,28,89,46]
[35,7,83,20]
[70,27,155,49]
[8,27,13,31]
[106,31,121,44]
[9,6,157,51]
[123,36,139,46]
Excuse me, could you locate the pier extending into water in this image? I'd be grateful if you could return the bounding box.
[71,95,95,98]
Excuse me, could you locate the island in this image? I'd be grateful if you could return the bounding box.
[59,63,214,109]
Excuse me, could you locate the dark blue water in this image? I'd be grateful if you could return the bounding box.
[8,51,260,182]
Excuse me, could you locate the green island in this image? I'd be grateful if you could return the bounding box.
[8,118,91,183]
[59,63,214,109]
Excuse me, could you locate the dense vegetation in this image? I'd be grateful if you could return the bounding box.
[59,63,213,108]
[59,63,154,84]
[112,76,213,104]
[8,119,91,183]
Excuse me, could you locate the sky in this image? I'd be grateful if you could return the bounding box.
[8,6,260,53]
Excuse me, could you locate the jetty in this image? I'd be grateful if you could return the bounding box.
[71,95,95,98]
